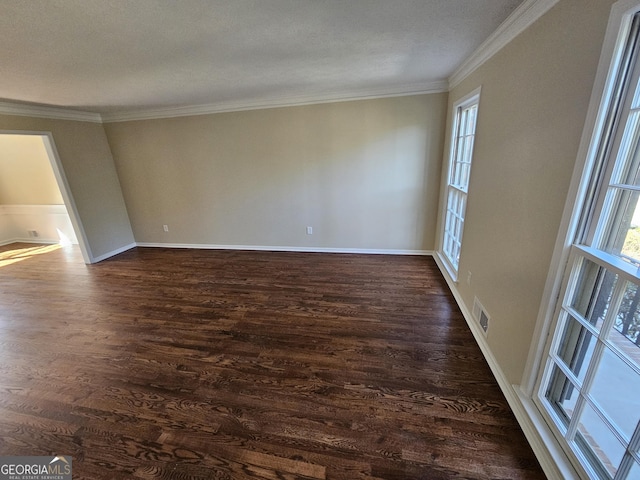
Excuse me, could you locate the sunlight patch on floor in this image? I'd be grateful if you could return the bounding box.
[0,244,62,268]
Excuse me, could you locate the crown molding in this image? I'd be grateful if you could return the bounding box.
[0,80,447,124]
[0,101,102,123]
[100,81,449,123]
[448,0,561,89]
[0,0,561,127]
[0,2,559,123]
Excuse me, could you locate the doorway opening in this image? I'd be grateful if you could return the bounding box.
[0,132,90,263]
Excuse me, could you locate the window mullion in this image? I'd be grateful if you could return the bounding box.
[610,183,640,190]
[592,115,637,248]
[627,425,640,471]
[614,448,638,479]
[563,305,601,337]
[574,244,640,285]
[613,382,640,480]
[613,457,633,480]
[614,435,640,480]
[565,278,625,443]
[447,108,463,184]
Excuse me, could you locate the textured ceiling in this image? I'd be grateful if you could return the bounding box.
[0,0,524,115]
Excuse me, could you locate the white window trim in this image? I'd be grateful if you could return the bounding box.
[518,1,640,479]
[437,86,481,282]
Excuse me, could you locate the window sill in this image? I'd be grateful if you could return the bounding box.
[435,251,458,283]
[513,386,585,479]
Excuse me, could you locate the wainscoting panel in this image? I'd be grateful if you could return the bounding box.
[0,204,78,245]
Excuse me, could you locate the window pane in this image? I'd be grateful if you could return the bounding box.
[602,188,640,265]
[631,73,640,107]
[444,188,466,270]
[576,401,626,479]
[612,281,640,364]
[465,105,477,135]
[451,141,473,191]
[459,108,467,132]
[590,347,640,442]
[545,364,578,429]
[557,314,597,383]
[460,161,470,190]
[462,137,474,172]
[622,218,640,265]
[570,259,619,330]
[611,110,640,186]
[460,107,469,134]
[453,138,464,184]
[626,461,640,480]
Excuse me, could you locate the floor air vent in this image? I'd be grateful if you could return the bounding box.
[472,297,490,335]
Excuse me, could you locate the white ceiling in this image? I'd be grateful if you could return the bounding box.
[0,0,524,116]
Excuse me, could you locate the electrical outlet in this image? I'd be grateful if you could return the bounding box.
[467,271,472,285]
[306,226,313,235]
[163,224,169,232]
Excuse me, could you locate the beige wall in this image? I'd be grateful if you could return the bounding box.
[104,94,447,251]
[439,0,616,384]
[0,134,63,205]
[0,114,134,260]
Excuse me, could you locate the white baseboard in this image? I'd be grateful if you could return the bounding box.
[135,242,433,256]
[91,242,137,263]
[432,253,579,480]
[0,237,60,247]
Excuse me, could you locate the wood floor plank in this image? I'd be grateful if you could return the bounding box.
[0,243,545,479]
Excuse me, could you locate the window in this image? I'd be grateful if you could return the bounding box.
[440,90,480,278]
[536,7,640,479]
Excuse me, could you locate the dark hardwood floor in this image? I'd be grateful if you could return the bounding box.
[0,243,545,479]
